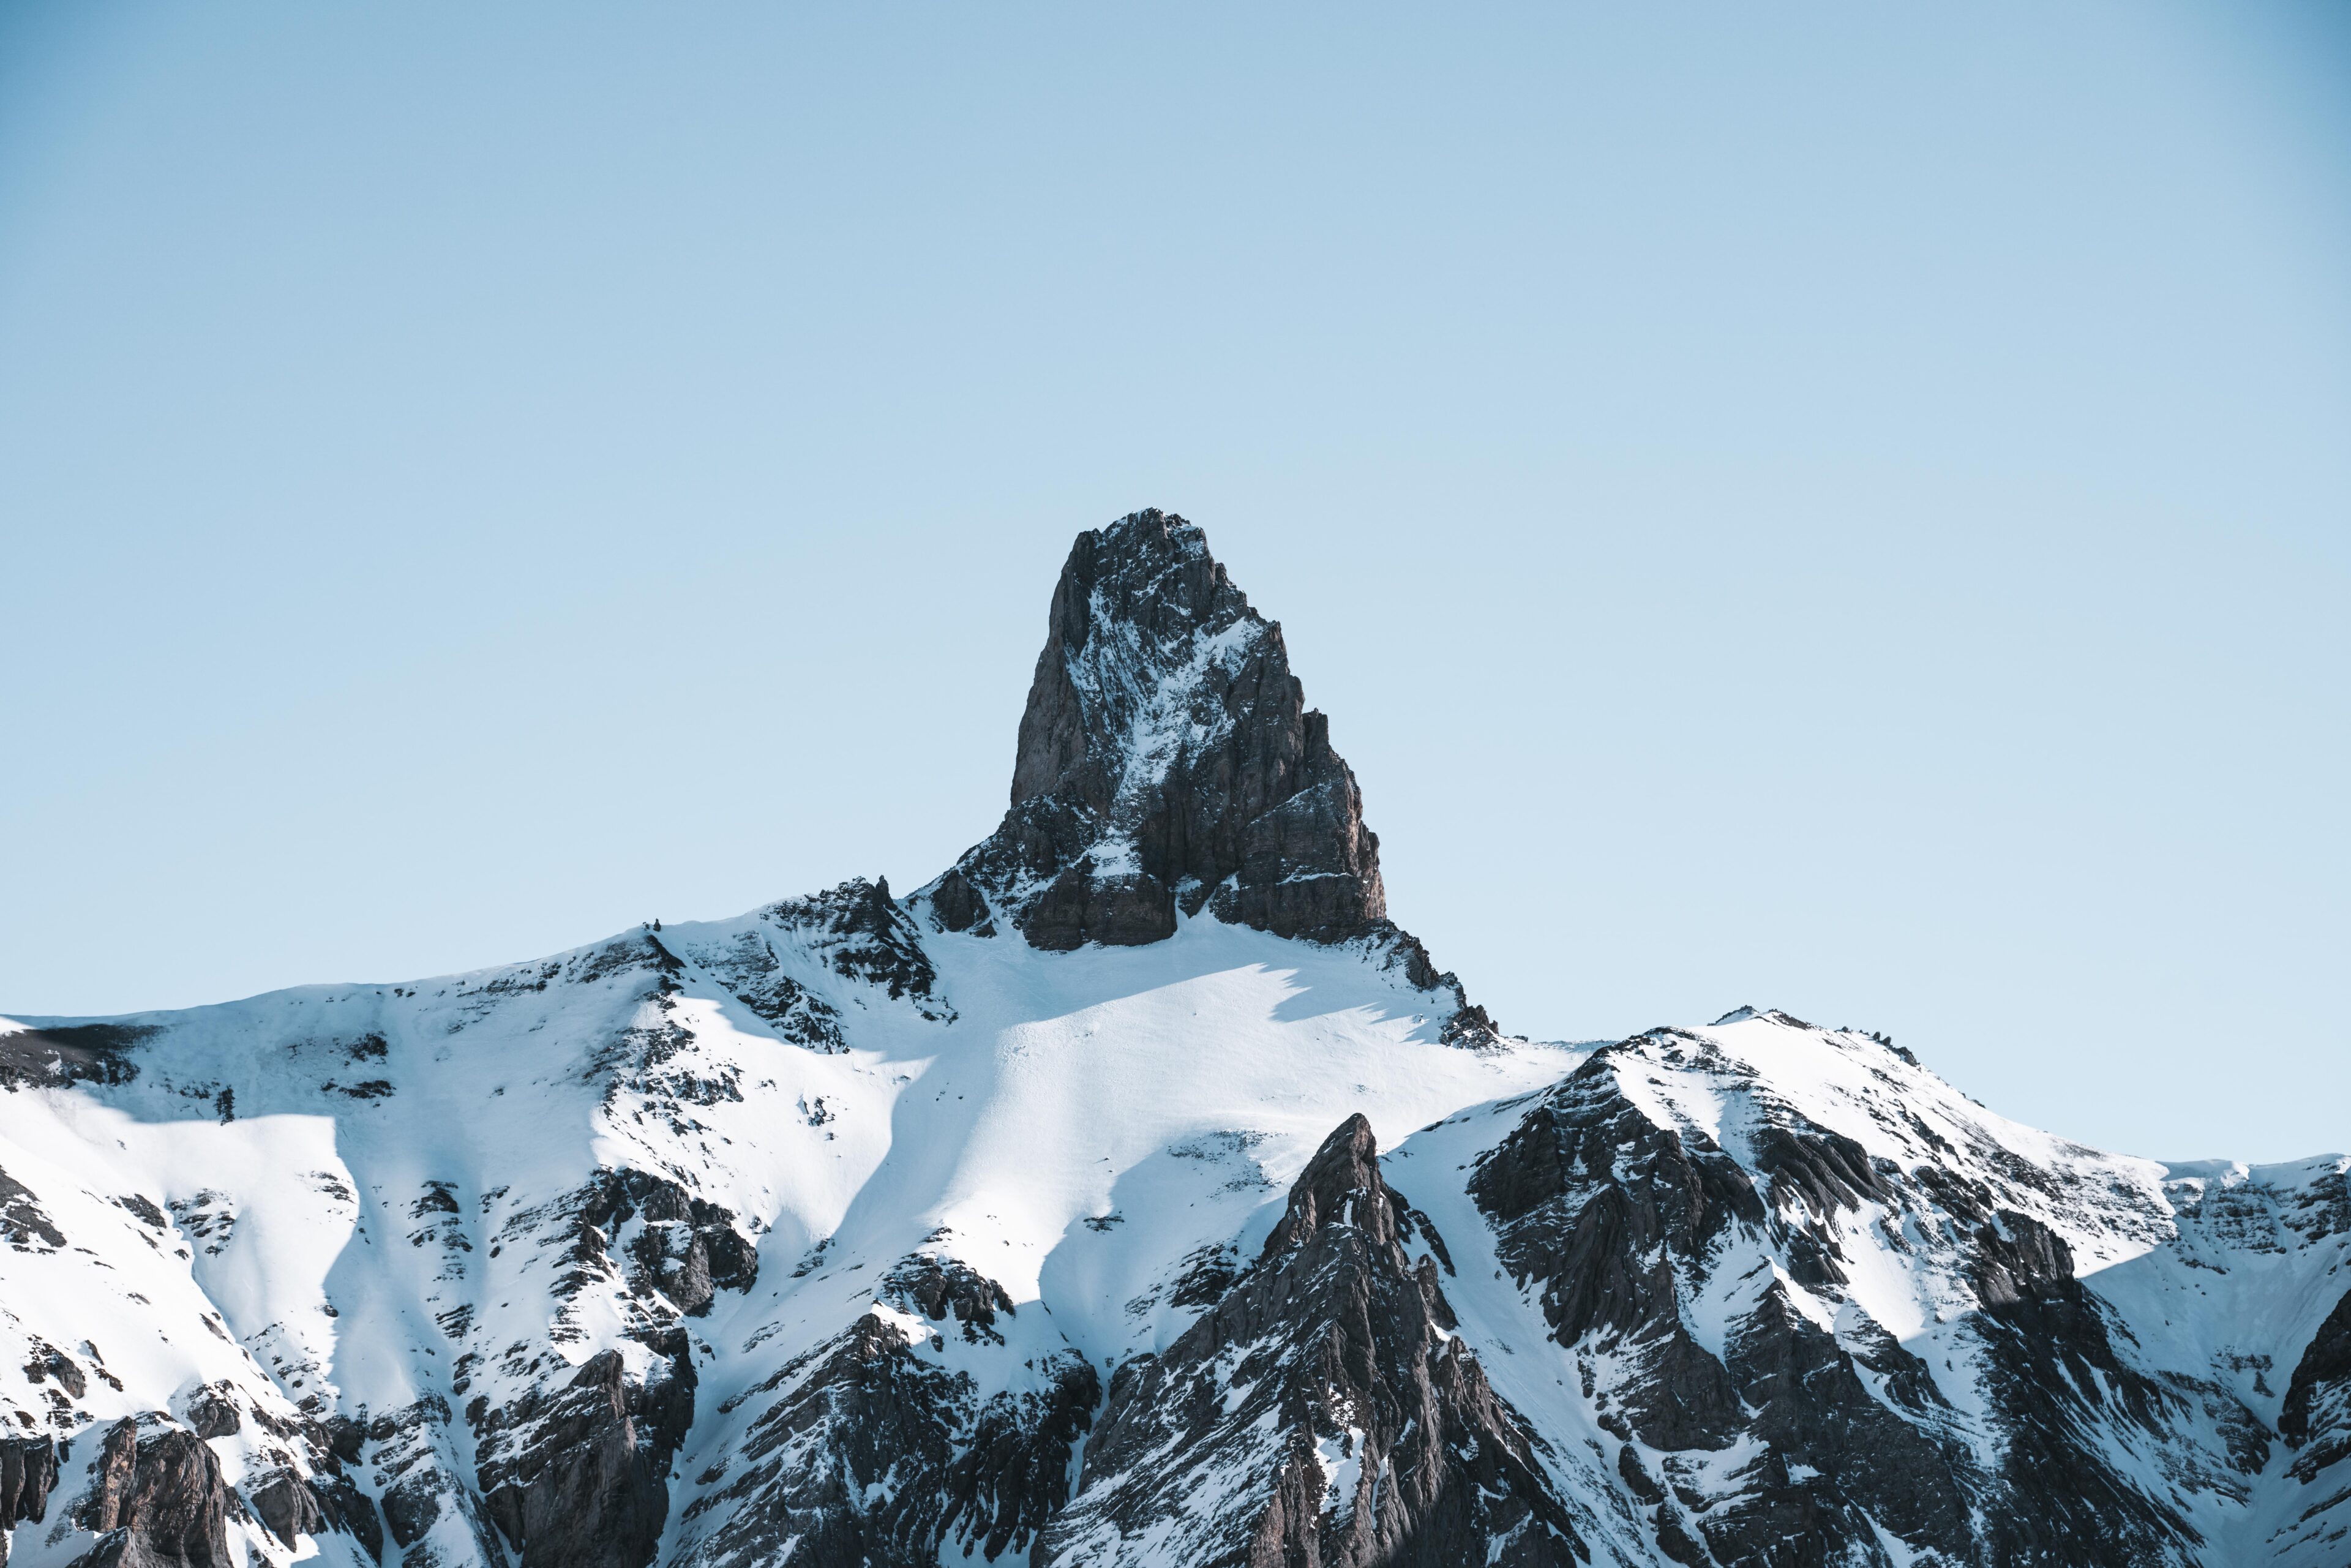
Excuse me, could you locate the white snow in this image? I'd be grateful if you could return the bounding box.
[3,920,2344,1568]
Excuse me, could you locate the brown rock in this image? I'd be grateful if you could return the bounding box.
[71,1419,232,1567]
[0,1435,58,1545]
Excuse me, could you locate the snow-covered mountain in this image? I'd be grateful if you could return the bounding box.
[4,511,2347,1568]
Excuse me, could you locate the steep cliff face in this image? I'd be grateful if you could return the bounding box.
[5,513,2350,1568]
[0,1437,58,1558]
[1040,1116,1585,1568]
[939,511,1395,955]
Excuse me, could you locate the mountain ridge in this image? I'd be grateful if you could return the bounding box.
[3,511,2348,1568]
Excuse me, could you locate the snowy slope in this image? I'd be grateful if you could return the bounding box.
[0,904,1577,1568]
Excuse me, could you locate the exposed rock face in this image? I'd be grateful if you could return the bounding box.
[1472,1067,1757,1457]
[670,1255,1099,1568]
[686,877,953,1052]
[580,1168,758,1318]
[879,1253,1018,1343]
[71,1418,234,1567]
[2280,1285,2351,1479]
[0,1435,56,1564]
[0,1169,66,1254]
[1965,1217,2200,1566]
[370,1395,509,1566]
[1038,1114,1586,1568]
[307,1471,384,1562]
[1467,1026,2232,1568]
[942,511,1390,952]
[245,1468,324,1551]
[0,1022,149,1090]
[178,1387,238,1442]
[477,1337,697,1568]
[766,879,946,1015]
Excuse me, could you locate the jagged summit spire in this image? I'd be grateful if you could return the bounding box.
[1008,511,1259,811]
[928,509,1390,953]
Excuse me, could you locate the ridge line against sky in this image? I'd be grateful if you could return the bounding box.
[1,0,2345,1163]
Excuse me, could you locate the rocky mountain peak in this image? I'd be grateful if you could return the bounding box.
[1261,1112,1396,1256]
[1007,509,1253,809]
[939,509,1392,955]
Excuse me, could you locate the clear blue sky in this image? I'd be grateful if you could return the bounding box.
[3,2,2345,1163]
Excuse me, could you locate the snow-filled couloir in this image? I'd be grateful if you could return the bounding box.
[3,511,2347,1568]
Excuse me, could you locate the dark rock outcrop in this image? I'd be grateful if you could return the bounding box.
[503,1167,756,1322]
[0,1169,66,1254]
[682,1311,966,1568]
[577,1169,757,1318]
[477,1337,697,1568]
[680,877,954,1048]
[1,1435,58,1564]
[1969,1225,2201,1566]
[767,878,945,1012]
[1472,1044,1762,1455]
[1038,1114,1585,1567]
[23,1339,87,1399]
[2281,1283,2351,1480]
[309,1472,384,1563]
[179,1387,238,1441]
[246,1469,323,1550]
[0,1022,150,1090]
[1471,1030,2219,1567]
[70,1418,233,1567]
[360,1394,498,1564]
[878,1254,1018,1344]
[943,511,1390,951]
[942,1360,1101,1562]
[1713,1283,1973,1562]
[673,1272,1099,1568]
